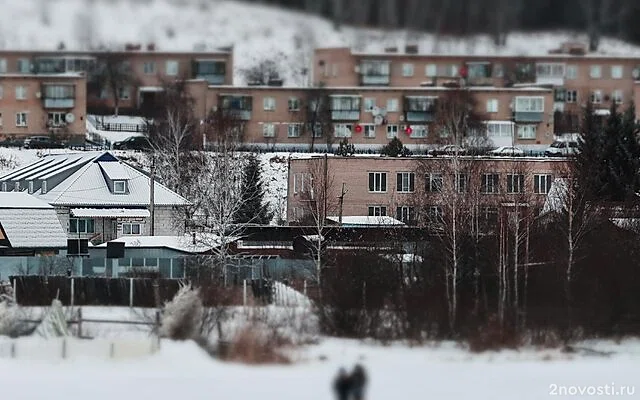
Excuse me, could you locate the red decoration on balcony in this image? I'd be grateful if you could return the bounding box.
[355,124,363,133]
[459,66,468,78]
[405,126,413,134]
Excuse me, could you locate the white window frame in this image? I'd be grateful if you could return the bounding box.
[506,174,525,194]
[396,206,414,223]
[113,180,126,194]
[263,96,276,111]
[534,174,552,194]
[515,96,544,112]
[165,60,178,76]
[334,124,352,138]
[486,121,514,138]
[386,124,398,139]
[368,172,387,193]
[590,90,602,104]
[15,85,27,100]
[517,124,537,139]
[262,123,276,137]
[122,222,142,235]
[589,65,602,79]
[362,124,376,138]
[409,125,427,138]
[0,85,3,99]
[402,63,414,77]
[364,97,376,112]
[17,58,30,73]
[611,65,623,79]
[426,173,443,192]
[455,173,468,193]
[386,98,399,112]
[566,90,578,103]
[47,112,66,127]
[41,181,47,194]
[428,206,444,222]
[70,218,95,234]
[425,64,437,77]
[288,97,299,111]
[566,65,578,80]
[368,205,387,217]
[118,86,130,100]
[15,112,27,127]
[612,90,623,104]
[482,173,500,194]
[143,61,156,74]
[486,98,499,113]
[0,58,6,73]
[535,63,565,78]
[396,172,415,193]
[287,123,302,138]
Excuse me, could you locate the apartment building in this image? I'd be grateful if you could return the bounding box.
[0,45,233,115]
[287,156,569,225]
[0,73,86,142]
[195,85,555,150]
[313,43,640,130]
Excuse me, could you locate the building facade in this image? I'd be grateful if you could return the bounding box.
[0,73,86,142]
[287,156,570,225]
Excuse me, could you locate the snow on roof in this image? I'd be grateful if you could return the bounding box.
[95,233,224,254]
[98,161,130,180]
[70,208,151,218]
[90,115,149,126]
[0,193,66,248]
[326,216,406,226]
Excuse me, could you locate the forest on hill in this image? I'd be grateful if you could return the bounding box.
[245,0,640,49]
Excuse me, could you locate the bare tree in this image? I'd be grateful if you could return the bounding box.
[303,89,334,152]
[241,55,284,86]
[91,52,136,116]
[432,88,488,150]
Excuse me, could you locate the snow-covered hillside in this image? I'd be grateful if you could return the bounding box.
[1,0,640,86]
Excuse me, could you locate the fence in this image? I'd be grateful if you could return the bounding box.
[95,122,148,133]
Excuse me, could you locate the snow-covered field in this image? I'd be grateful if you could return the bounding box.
[1,0,640,86]
[0,303,639,400]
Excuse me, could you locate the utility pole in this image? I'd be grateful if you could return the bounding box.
[338,182,347,224]
[149,154,155,236]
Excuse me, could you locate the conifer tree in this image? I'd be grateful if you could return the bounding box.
[575,101,606,200]
[233,154,274,225]
[611,102,640,201]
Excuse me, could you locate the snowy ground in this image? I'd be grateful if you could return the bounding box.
[1,0,640,87]
[0,303,639,400]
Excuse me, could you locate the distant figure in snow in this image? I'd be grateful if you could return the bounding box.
[333,367,352,400]
[350,364,368,400]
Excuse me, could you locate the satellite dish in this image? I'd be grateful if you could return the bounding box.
[65,113,75,123]
[374,115,384,126]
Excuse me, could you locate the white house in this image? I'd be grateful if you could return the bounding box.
[0,151,190,245]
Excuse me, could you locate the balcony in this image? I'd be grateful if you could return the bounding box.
[219,95,252,120]
[41,84,75,109]
[403,96,437,122]
[359,60,391,86]
[330,95,361,121]
[34,56,96,74]
[465,62,493,86]
[535,63,565,86]
[44,98,74,108]
[193,60,226,85]
[331,110,360,120]
[513,111,543,122]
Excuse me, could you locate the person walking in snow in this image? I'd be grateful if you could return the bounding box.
[333,367,352,400]
[350,364,367,400]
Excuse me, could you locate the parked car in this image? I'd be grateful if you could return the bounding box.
[23,136,66,149]
[490,146,525,157]
[544,140,579,157]
[430,145,468,156]
[112,136,152,151]
[0,137,24,148]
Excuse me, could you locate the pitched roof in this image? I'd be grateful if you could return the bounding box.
[95,233,223,254]
[326,216,406,226]
[0,193,66,248]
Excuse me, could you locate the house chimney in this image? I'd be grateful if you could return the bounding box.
[384,46,398,53]
[147,43,156,51]
[405,44,419,54]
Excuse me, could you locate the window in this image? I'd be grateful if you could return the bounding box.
[409,125,427,138]
[0,112,2,127]
[15,112,27,127]
[293,172,312,195]
[0,58,6,73]
[428,206,444,222]
[426,173,443,192]
[486,122,514,138]
[287,124,301,138]
[15,86,27,100]
[47,112,65,126]
[262,123,276,137]
[425,64,437,77]
[17,58,30,73]
[69,218,95,234]
[566,65,578,80]
[386,98,399,112]
[589,65,602,79]
[396,206,414,224]
[309,123,322,138]
[611,65,623,79]
[515,96,544,112]
[493,63,504,78]
[334,124,352,138]
[368,172,387,192]
[517,125,537,139]
[486,99,499,113]
[402,63,414,77]
[455,173,468,193]
[534,174,552,194]
[364,97,376,111]
[122,223,142,235]
[362,124,376,138]
[143,61,156,74]
[536,63,565,78]
[28,181,33,194]
[0,85,3,99]
[331,63,338,77]
[41,181,47,194]
[566,90,578,103]
[288,97,299,111]
[386,125,398,139]
[445,64,459,77]
[483,206,499,226]
[506,174,524,193]
[368,206,387,217]
[396,172,415,193]
[118,86,130,100]
[612,90,623,104]
[590,90,602,104]
[113,180,126,193]
[165,60,178,76]
[331,96,360,111]
[263,96,276,111]
[481,173,500,194]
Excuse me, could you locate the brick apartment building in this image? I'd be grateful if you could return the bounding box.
[0,73,86,142]
[184,83,556,150]
[287,156,569,225]
[312,43,640,131]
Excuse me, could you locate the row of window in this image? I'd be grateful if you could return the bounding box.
[367,172,553,194]
[0,112,73,128]
[366,204,502,225]
[0,57,182,76]
[69,218,142,235]
[0,84,75,101]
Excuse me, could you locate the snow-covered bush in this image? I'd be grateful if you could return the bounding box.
[159,282,204,341]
